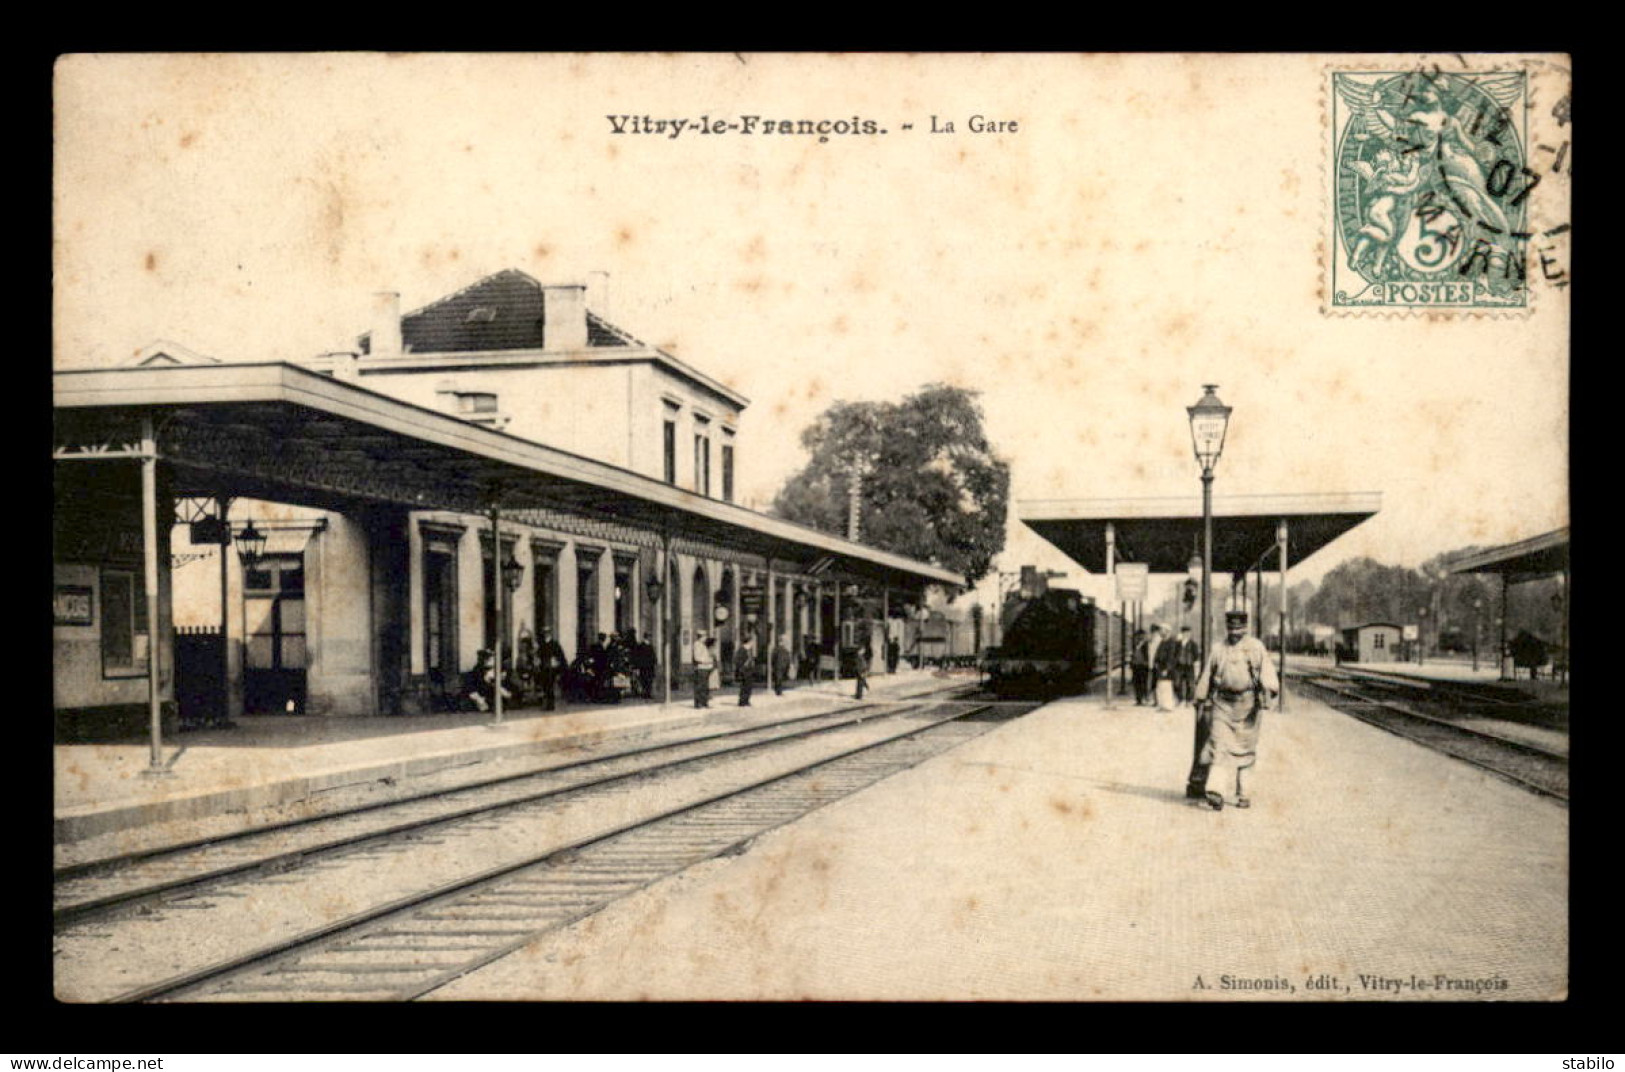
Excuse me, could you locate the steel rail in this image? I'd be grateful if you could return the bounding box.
[58,689,975,926]
[1297,675,1566,761]
[1291,678,1567,802]
[110,700,1011,1003]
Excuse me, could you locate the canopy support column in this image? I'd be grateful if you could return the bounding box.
[1105,522,1116,705]
[661,530,673,705]
[140,416,168,777]
[218,494,234,729]
[1278,519,1289,712]
[1500,572,1511,681]
[488,502,506,726]
[881,588,890,673]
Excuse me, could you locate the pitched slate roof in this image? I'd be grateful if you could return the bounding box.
[358,269,643,354]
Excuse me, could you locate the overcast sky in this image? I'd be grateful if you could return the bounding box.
[54,53,1570,610]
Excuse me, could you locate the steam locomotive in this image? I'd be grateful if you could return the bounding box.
[982,588,1114,698]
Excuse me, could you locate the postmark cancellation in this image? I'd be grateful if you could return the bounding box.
[1325,63,1564,314]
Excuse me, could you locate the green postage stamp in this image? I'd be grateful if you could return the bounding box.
[1328,67,1535,311]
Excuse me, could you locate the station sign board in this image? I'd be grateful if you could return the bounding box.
[1115,563,1149,602]
[739,586,766,615]
[1401,624,1419,641]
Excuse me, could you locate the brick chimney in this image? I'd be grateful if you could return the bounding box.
[371,291,402,355]
[323,351,361,382]
[541,284,588,351]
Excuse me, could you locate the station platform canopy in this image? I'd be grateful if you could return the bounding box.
[1444,527,1569,579]
[53,363,964,591]
[1018,492,1382,575]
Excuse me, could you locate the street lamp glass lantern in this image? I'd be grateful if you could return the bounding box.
[645,577,665,605]
[235,519,267,569]
[1187,384,1233,472]
[501,549,525,592]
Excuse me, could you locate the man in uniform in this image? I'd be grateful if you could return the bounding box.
[1130,629,1151,705]
[1150,623,1179,711]
[1187,610,1279,810]
[770,632,793,696]
[1174,625,1198,705]
[735,631,759,706]
[535,626,567,711]
[692,631,715,709]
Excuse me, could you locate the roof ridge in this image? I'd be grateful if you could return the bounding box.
[357,268,543,346]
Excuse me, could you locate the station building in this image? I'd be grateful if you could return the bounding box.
[54,270,963,738]
[1340,622,1404,663]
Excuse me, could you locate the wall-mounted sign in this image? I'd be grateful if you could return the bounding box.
[1115,563,1149,602]
[739,586,765,615]
[54,584,94,626]
[190,518,231,546]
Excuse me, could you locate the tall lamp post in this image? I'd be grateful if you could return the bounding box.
[1187,385,1233,672]
[492,545,524,726]
[1417,605,1427,666]
[645,574,668,702]
[1472,598,1483,672]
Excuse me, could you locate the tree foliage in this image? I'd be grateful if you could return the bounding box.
[771,384,1011,587]
[1144,546,1564,655]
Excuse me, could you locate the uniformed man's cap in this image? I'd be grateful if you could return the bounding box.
[1224,611,1248,625]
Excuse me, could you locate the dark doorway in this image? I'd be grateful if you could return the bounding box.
[243,554,307,714]
[424,539,459,693]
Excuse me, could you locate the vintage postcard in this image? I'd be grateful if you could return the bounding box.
[52,53,1570,1004]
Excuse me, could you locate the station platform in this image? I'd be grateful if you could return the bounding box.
[1290,654,1570,705]
[428,679,1569,1002]
[54,668,956,864]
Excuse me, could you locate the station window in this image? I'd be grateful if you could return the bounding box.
[244,554,307,673]
[99,569,149,678]
[577,553,600,654]
[531,545,559,641]
[456,392,499,415]
[721,443,735,503]
[663,418,677,484]
[694,416,712,497]
[481,538,517,653]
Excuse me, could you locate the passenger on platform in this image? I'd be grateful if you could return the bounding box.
[692,632,715,709]
[803,636,820,681]
[602,633,633,703]
[1174,625,1199,705]
[853,644,871,700]
[465,649,511,713]
[735,632,758,706]
[1189,610,1280,811]
[535,626,567,711]
[515,628,537,703]
[1151,623,1179,711]
[886,636,901,674]
[1130,629,1151,705]
[771,633,793,695]
[589,633,611,701]
[627,630,656,699]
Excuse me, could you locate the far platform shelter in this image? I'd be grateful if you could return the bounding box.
[1445,526,1569,681]
[1018,492,1382,703]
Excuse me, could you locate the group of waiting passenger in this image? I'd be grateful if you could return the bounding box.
[462,627,658,713]
[1129,623,1201,710]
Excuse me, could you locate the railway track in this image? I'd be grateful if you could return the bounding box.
[56,680,980,923]
[55,690,1030,1003]
[1290,671,1567,802]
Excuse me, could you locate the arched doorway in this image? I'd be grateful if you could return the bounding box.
[667,558,681,679]
[690,562,710,661]
[717,565,736,676]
